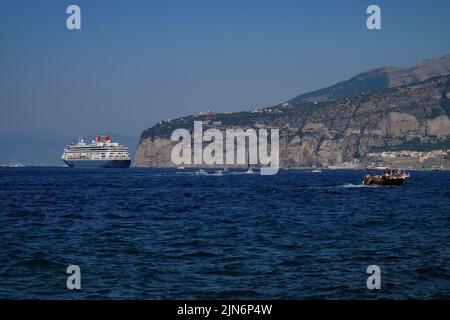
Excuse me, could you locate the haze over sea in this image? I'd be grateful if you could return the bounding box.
[0,167,449,299]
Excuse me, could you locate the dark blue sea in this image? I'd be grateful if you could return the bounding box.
[0,167,449,299]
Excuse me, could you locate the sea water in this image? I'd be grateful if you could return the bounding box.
[0,167,449,299]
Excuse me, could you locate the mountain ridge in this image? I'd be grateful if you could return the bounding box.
[288,54,450,104]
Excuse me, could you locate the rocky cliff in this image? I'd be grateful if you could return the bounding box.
[135,56,450,168]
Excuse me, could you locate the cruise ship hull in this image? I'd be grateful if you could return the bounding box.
[63,159,131,168]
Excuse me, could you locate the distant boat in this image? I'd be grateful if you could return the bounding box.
[195,169,208,176]
[312,169,322,173]
[245,151,254,174]
[1,162,26,168]
[177,166,185,170]
[194,169,223,176]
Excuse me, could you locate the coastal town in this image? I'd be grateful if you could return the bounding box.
[361,149,450,170]
[329,149,450,170]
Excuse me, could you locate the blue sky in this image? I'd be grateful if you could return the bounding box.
[1,0,450,136]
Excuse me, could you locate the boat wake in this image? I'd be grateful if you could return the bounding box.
[227,171,257,175]
[338,183,368,188]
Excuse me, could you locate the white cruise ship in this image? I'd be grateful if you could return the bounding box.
[62,134,131,168]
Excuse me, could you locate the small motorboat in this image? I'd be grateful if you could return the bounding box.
[312,169,322,173]
[214,170,223,176]
[363,169,410,186]
[195,169,208,176]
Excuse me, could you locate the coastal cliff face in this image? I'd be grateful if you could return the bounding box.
[135,75,450,168]
[135,55,450,168]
